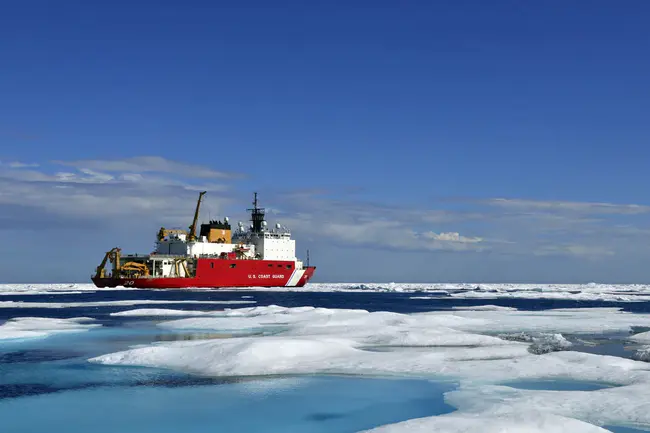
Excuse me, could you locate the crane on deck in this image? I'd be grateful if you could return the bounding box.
[94,191,209,280]
[94,247,121,278]
[188,191,207,241]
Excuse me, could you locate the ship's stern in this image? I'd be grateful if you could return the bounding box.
[91,276,121,288]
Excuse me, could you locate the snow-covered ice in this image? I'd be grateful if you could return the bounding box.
[360,412,613,433]
[255,282,650,302]
[629,330,650,343]
[633,346,650,362]
[0,317,100,340]
[109,308,221,317]
[89,304,650,431]
[5,283,650,431]
[0,283,140,295]
[451,305,519,311]
[406,283,650,302]
[2,282,650,302]
[0,299,255,308]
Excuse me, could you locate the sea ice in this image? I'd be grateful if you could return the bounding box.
[110,309,220,317]
[240,282,650,302]
[359,411,613,432]
[428,307,650,334]
[0,317,100,340]
[498,332,572,354]
[4,281,650,302]
[628,330,650,343]
[527,333,572,354]
[632,346,650,362]
[0,291,84,296]
[451,305,519,311]
[90,305,650,430]
[0,283,137,295]
[0,299,255,308]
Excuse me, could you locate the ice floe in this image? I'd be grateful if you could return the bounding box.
[360,412,613,432]
[633,346,650,362]
[0,317,100,340]
[89,305,650,431]
[409,288,650,302]
[451,305,518,311]
[3,282,650,302]
[0,300,256,308]
[250,282,650,302]
[110,308,219,317]
[440,307,650,334]
[0,283,139,295]
[628,330,650,343]
[528,333,573,354]
[497,331,573,354]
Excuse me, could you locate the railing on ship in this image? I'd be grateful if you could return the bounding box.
[147,253,259,259]
[232,232,291,241]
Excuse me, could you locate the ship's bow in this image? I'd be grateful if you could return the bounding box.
[296,266,316,287]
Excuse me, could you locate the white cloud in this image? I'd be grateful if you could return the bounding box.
[0,170,50,182]
[534,244,615,258]
[488,198,650,215]
[0,157,236,229]
[7,161,40,168]
[422,231,482,243]
[3,157,650,261]
[280,208,484,253]
[271,193,650,258]
[54,156,240,179]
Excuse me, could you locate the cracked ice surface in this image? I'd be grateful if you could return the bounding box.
[91,305,650,431]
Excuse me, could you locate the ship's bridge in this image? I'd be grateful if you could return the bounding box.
[232,225,295,261]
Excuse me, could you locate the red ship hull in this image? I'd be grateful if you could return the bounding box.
[92,258,316,289]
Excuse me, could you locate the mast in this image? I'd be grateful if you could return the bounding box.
[248,192,266,233]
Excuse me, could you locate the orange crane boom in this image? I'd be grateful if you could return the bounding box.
[188,191,207,241]
[94,247,121,278]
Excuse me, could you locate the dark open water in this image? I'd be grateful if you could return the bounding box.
[3,289,650,321]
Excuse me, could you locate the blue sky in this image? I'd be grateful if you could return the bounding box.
[1,1,650,283]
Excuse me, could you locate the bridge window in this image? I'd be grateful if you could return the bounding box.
[286,265,292,269]
[230,264,236,268]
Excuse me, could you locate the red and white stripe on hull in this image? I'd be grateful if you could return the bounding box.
[91,258,315,289]
[285,268,307,287]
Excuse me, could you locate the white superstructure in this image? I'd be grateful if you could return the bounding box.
[232,225,296,261]
[154,212,296,262]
